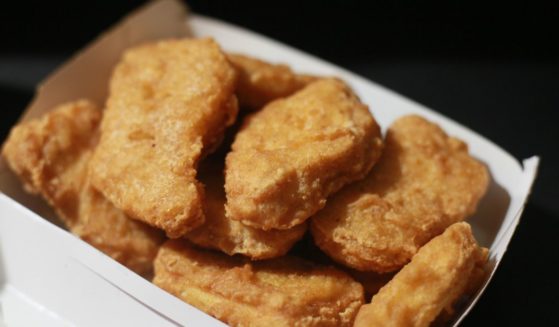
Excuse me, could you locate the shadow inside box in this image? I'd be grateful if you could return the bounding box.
[467,162,511,248]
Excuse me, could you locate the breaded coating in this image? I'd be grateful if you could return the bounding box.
[345,270,396,300]
[225,79,383,230]
[75,181,165,275]
[311,115,489,272]
[90,38,238,238]
[287,235,394,299]
[153,240,364,326]
[228,53,316,110]
[353,222,488,327]
[2,100,102,227]
[186,161,307,259]
[2,100,165,275]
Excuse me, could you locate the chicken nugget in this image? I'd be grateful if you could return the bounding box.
[288,234,394,299]
[186,160,307,259]
[225,78,383,230]
[153,239,364,326]
[90,38,238,238]
[75,181,165,275]
[2,100,164,275]
[311,115,489,272]
[2,100,101,227]
[345,270,396,300]
[228,53,316,110]
[353,222,488,327]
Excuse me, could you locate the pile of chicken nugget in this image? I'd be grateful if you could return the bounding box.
[2,38,491,327]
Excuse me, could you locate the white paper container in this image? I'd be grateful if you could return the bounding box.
[0,0,539,326]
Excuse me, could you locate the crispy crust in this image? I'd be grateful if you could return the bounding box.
[228,53,316,110]
[89,38,238,238]
[354,222,488,327]
[2,100,101,227]
[225,78,383,230]
[75,180,165,275]
[153,240,364,326]
[311,115,489,272]
[186,160,307,259]
[2,100,164,275]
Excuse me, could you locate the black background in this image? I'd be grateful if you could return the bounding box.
[1,0,558,325]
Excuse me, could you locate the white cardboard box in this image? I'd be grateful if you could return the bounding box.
[0,0,539,326]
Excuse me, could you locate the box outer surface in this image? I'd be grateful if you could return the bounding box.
[0,0,539,326]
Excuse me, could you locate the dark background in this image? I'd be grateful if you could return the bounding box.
[1,0,558,325]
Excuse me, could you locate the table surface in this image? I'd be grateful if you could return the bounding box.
[1,1,558,325]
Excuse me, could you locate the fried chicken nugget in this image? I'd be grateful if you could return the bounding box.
[2,100,102,227]
[289,234,394,299]
[90,38,238,238]
[2,100,164,275]
[228,53,316,110]
[153,240,364,326]
[186,161,307,259]
[345,270,396,300]
[225,78,383,230]
[75,181,165,275]
[354,222,488,327]
[311,115,489,272]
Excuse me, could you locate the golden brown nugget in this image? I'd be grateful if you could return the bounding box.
[75,181,165,275]
[228,53,316,110]
[90,38,238,238]
[345,270,396,300]
[225,78,383,230]
[311,115,489,272]
[287,235,394,299]
[353,222,488,327]
[2,100,101,227]
[2,100,164,275]
[153,240,364,326]
[186,161,307,259]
